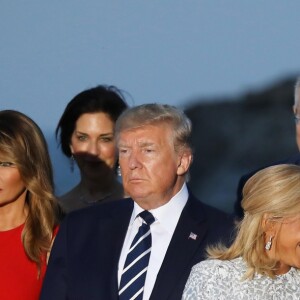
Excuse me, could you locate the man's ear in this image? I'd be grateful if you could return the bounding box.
[177,151,193,176]
[293,105,297,115]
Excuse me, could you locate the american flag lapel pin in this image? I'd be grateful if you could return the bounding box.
[188,232,198,240]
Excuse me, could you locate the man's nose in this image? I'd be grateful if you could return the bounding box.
[128,152,142,170]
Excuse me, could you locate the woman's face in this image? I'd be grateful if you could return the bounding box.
[0,156,27,207]
[271,214,300,274]
[70,112,117,179]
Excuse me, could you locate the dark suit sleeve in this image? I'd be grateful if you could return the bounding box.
[40,218,68,300]
[233,155,300,220]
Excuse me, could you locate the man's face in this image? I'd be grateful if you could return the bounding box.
[118,123,190,209]
[293,105,300,151]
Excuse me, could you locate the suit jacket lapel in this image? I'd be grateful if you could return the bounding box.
[99,199,134,299]
[150,195,207,300]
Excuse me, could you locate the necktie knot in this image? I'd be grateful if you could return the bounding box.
[139,210,155,226]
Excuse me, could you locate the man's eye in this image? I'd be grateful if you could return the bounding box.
[0,161,15,167]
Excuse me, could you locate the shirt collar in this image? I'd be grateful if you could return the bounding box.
[131,183,189,233]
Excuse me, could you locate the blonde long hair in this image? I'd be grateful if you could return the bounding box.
[0,110,60,275]
[207,164,300,279]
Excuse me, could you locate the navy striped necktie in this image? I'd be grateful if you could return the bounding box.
[119,210,155,300]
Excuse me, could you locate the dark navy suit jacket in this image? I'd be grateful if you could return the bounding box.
[234,153,300,219]
[40,194,234,300]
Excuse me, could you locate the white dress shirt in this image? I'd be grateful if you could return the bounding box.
[118,183,189,300]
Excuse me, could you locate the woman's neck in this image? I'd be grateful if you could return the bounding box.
[0,200,28,231]
[275,262,291,275]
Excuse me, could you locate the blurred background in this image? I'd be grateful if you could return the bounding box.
[1,1,299,213]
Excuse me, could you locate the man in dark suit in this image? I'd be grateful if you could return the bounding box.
[41,104,233,300]
[234,77,300,219]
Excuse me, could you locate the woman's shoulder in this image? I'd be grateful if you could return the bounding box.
[58,186,80,202]
[193,257,244,270]
[57,185,84,212]
[191,257,245,278]
[183,258,244,299]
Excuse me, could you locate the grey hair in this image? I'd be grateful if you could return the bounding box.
[115,103,192,153]
[294,77,300,107]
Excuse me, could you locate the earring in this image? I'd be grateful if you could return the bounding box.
[70,155,75,172]
[265,236,273,251]
[117,165,121,177]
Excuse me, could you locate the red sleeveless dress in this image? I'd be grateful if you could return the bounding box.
[0,223,55,300]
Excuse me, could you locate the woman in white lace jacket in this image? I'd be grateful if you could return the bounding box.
[183,164,300,300]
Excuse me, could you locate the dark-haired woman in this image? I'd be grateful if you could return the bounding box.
[56,85,128,213]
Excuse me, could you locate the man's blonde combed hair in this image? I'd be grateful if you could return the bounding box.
[115,103,193,155]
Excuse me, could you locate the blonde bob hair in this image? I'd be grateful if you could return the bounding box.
[207,164,300,279]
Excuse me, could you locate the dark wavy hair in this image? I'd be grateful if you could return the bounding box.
[56,85,128,157]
